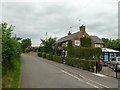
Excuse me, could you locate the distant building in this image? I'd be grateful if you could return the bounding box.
[55,24,104,49]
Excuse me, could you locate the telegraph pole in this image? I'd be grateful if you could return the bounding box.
[46,32,47,41]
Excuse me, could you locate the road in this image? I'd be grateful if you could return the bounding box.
[20,54,118,89]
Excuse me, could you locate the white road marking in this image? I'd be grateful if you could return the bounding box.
[62,70,84,82]
[92,73,107,77]
[61,70,99,88]
[86,82,99,88]
[79,73,110,88]
[74,72,110,88]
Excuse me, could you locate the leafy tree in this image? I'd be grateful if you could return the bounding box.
[41,37,56,54]
[2,22,21,73]
[102,38,120,51]
[21,38,31,53]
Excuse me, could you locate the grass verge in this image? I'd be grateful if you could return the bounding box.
[2,57,21,88]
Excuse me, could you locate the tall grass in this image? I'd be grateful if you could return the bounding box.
[2,57,21,88]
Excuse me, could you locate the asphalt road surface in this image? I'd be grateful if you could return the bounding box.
[20,54,119,89]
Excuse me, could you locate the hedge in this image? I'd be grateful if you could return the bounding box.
[38,52,42,57]
[46,54,50,60]
[65,57,96,72]
[42,53,46,58]
[69,47,102,59]
[53,55,63,63]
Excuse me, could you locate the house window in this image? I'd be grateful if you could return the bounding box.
[75,40,80,46]
[66,42,68,47]
[95,44,101,47]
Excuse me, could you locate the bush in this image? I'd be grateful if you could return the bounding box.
[69,47,102,59]
[42,53,46,58]
[49,54,53,60]
[46,54,50,60]
[53,55,62,63]
[24,46,32,53]
[65,57,96,72]
[2,23,22,88]
[38,52,42,57]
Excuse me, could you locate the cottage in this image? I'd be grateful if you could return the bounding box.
[56,25,104,49]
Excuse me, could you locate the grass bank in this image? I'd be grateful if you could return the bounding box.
[2,57,21,88]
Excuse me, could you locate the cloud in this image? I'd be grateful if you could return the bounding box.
[1,0,119,46]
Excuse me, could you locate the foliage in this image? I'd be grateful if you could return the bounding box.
[2,23,21,72]
[65,57,96,72]
[42,52,46,58]
[41,37,56,54]
[21,38,31,53]
[102,38,120,51]
[2,57,21,88]
[46,54,50,60]
[38,52,42,57]
[67,40,72,57]
[0,26,2,39]
[1,22,21,88]
[38,46,43,52]
[70,47,102,59]
[24,46,32,53]
[80,37,91,47]
[53,55,62,63]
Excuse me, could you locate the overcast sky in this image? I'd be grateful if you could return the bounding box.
[1,0,119,46]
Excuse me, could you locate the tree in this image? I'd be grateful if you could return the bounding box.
[102,38,120,51]
[21,38,31,53]
[2,22,21,72]
[41,37,56,54]
[102,38,109,47]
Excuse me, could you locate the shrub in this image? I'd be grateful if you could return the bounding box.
[53,55,62,63]
[69,47,102,59]
[65,57,96,72]
[49,54,53,60]
[38,52,42,57]
[24,46,32,53]
[42,53,46,58]
[46,54,50,60]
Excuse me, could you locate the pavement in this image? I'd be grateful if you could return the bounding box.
[20,54,119,89]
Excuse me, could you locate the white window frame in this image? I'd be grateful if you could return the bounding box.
[75,40,80,46]
[95,44,101,47]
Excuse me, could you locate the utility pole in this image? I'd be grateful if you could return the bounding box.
[46,32,47,41]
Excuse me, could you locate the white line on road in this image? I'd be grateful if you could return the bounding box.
[75,72,110,88]
[61,70,99,88]
[92,73,107,77]
[61,70,84,82]
[86,82,99,88]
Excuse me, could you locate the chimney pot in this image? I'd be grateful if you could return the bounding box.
[68,31,71,35]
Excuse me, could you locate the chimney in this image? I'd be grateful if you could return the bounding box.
[68,31,71,35]
[80,24,85,33]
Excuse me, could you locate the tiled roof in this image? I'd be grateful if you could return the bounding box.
[56,32,104,44]
[90,36,104,44]
[56,32,80,43]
